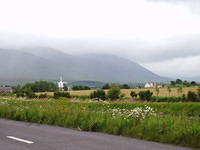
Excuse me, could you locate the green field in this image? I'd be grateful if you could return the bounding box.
[0,98,199,148]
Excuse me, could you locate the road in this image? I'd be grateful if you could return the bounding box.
[0,119,191,150]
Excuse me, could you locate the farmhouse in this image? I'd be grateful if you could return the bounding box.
[144,82,163,88]
[0,86,13,93]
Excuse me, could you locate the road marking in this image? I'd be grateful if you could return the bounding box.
[7,136,34,144]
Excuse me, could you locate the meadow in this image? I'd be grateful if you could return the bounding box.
[0,98,199,148]
[38,86,199,98]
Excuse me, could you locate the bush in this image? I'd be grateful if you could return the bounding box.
[53,92,71,99]
[38,93,48,99]
[107,85,121,100]
[187,91,199,102]
[130,91,137,99]
[150,96,183,102]
[138,90,153,101]
[90,89,106,100]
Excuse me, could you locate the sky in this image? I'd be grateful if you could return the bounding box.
[0,0,200,79]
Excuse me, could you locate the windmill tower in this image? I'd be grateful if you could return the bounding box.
[58,76,64,91]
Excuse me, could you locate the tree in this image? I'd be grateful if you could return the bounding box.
[23,87,37,98]
[170,81,176,86]
[130,91,137,99]
[183,80,190,87]
[191,81,197,86]
[72,85,90,90]
[138,90,153,101]
[197,87,200,98]
[90,89,106,100]
[155,87,160,96]
[107,85,121,100]
[187,91,198,102]
[167,86,172,96]
[121,84,130,89]
[102,84,110,89]
[23,80,58,92]
[176,79,183,85]
[177,86,183,97]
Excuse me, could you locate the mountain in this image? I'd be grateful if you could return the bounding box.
[0,47,169,84]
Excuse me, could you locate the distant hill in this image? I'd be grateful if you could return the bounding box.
[0,47,169,84]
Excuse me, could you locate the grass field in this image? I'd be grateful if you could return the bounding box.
[0,98,199,148]
[38,87,199,98]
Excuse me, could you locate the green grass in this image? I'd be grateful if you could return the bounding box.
[0,98,199,148]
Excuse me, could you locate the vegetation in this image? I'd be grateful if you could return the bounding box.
[138,90,153,100]
[72,85,91,90]
[120,84,130,89]
[170,79,199,87]
[90,89,106,100]
[53,92,71,99]
[107,85,121,100]
[130,91,137,99]
[0,98,199,148]
[102,83,110,89]
[22,80,57,92]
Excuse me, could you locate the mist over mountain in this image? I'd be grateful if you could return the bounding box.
[0,47,169,84]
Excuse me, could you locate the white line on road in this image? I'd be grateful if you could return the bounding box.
[7,136,34,144]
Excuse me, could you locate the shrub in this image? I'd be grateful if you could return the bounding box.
[90,89,106,100]
[138,90,153,101]
[38,93,48,99]
[130,91,137,99]
[187,91,198,102]
[150,96,183,102]
[107,85,121,100]
[53,92,71,99]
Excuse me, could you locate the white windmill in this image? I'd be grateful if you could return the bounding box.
[58,76,67,91]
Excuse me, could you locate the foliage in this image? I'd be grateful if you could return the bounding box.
[38,93,48,99]
[72,85,91,90]
[53,92,71,99]
[170,79,199,87]
[0,99,199,148]
[120,84,130,89]
[22,80,58,92]
[197,87,200,98]
[138,90,153,101]
[102,83,110,89]
[90,89,106,100]
[130,91,137,99]
[150,96,183,102]
[107,85,121,100]
[187,91,199,102]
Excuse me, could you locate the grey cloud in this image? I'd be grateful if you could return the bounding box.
[1,32,200,64]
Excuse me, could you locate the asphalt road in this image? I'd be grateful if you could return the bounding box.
[0,119,192,150]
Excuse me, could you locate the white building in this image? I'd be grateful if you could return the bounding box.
[58,76,64,91]
[144,82,163,88]
[144,82,154,88]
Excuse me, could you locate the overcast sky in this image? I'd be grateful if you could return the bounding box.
[0,0,200,79]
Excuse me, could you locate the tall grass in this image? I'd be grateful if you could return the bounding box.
[0,98,199,148]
